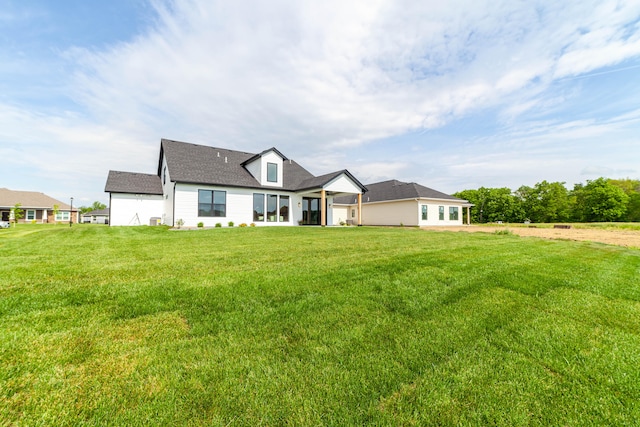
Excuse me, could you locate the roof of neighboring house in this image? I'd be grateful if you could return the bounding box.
[334,180,466,204]
[82,208,110,217]
[155,138,366,192]
[104,171,163,195]
[0,188,74,210]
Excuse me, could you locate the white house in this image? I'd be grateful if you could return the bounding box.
[333,180,472,226]
[105,139,367,227]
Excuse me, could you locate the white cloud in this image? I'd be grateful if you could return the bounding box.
[2,0,640,202]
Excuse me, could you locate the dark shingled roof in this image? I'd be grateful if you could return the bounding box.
[334,179,465,204]
[104,171,163,195]
[296,170,368,193]
[158,139,359,191]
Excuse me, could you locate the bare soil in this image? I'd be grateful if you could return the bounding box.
[421,225,640,249]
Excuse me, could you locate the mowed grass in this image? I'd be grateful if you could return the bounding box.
[1,225,639,426]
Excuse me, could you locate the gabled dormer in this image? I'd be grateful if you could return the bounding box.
[242,147,286,187]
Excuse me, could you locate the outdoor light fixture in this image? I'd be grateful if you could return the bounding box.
[70,197,73,227]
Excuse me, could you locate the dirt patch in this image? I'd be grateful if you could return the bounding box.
[421,225,640,249]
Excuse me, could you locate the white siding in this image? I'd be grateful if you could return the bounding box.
[324,174,362,194]
[332,205,349,225]
[244,150,284,187]
[109,193,164,226]
[174,183,303,227]
[160,154,174,226]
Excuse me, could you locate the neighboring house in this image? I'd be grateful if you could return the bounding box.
[333,180,472,226]
[0,188,79,224]
[81,208,110,224]
[105,138,367,227]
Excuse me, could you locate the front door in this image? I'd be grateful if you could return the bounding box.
[302,197,321,225]
[1,211,9,221]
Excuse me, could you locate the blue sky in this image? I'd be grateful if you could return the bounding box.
[1,0,640,207]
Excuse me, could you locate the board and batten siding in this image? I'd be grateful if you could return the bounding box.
[109,193,164,226]
[173,183,304,227]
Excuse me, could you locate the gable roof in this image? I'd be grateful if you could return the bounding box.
[104,171,163,195]
[82,208,110,216]
[296,170,368,193]
[334,179,465,204]
[0,188,73,210]
[158,139,359,192]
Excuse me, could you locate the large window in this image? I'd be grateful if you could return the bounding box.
[254,193,289,222]
[253,193,265,221]
[421,205,428,221]
[449,206,459,221]
[439,206,445,221]
[267,162,278,183]
[279,196,289,222]
[198,190,226,217]
[267,194,278,222]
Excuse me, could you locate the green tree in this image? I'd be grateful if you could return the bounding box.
[516,181,571,223]
[11,203,24,225]
[573,178,628,222]
[454,187,524,223]
[80,201,107,215]
[609,179,640,222]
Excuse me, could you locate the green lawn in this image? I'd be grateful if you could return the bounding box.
[1,225,639,426]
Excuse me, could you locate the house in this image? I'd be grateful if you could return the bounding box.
[0,188,79,224]
[81,208,110,224]
[105,139,367,227]
[332,180,472,226]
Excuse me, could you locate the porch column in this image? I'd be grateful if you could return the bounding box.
[357,193,362,226]
[321,189,326,226]
[466,206,471,225]
[43,209,48,224]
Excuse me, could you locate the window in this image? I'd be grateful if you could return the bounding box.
[351,209,355,218]
[163,166,167,185]
[449,207,459,221]
[279,196,289,222]
[254,193,289,222]
[56,211,70,221]
[421,205,428,221]
[26,210,36,221]
[253,193,265,221]
[439,206,445,221]
[267,162,278,183]
[198,190,226,217]
[267,194,278,222]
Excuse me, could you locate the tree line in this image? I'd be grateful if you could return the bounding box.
[453,177,640,223]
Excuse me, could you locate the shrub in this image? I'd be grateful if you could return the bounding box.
[175,219,184,229]
[228,221,234,227]
[197,222,204,228]
[494,228,513,235]
[239,223,247,227]
[215,223,222,228]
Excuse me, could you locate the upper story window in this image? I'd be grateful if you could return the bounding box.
[267,162,278,183]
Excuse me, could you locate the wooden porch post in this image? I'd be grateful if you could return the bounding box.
[321,189,326,226]
[357,193,362,226]
[466,206,471,225]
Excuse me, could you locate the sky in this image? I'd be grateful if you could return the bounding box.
[1,0,640,207]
